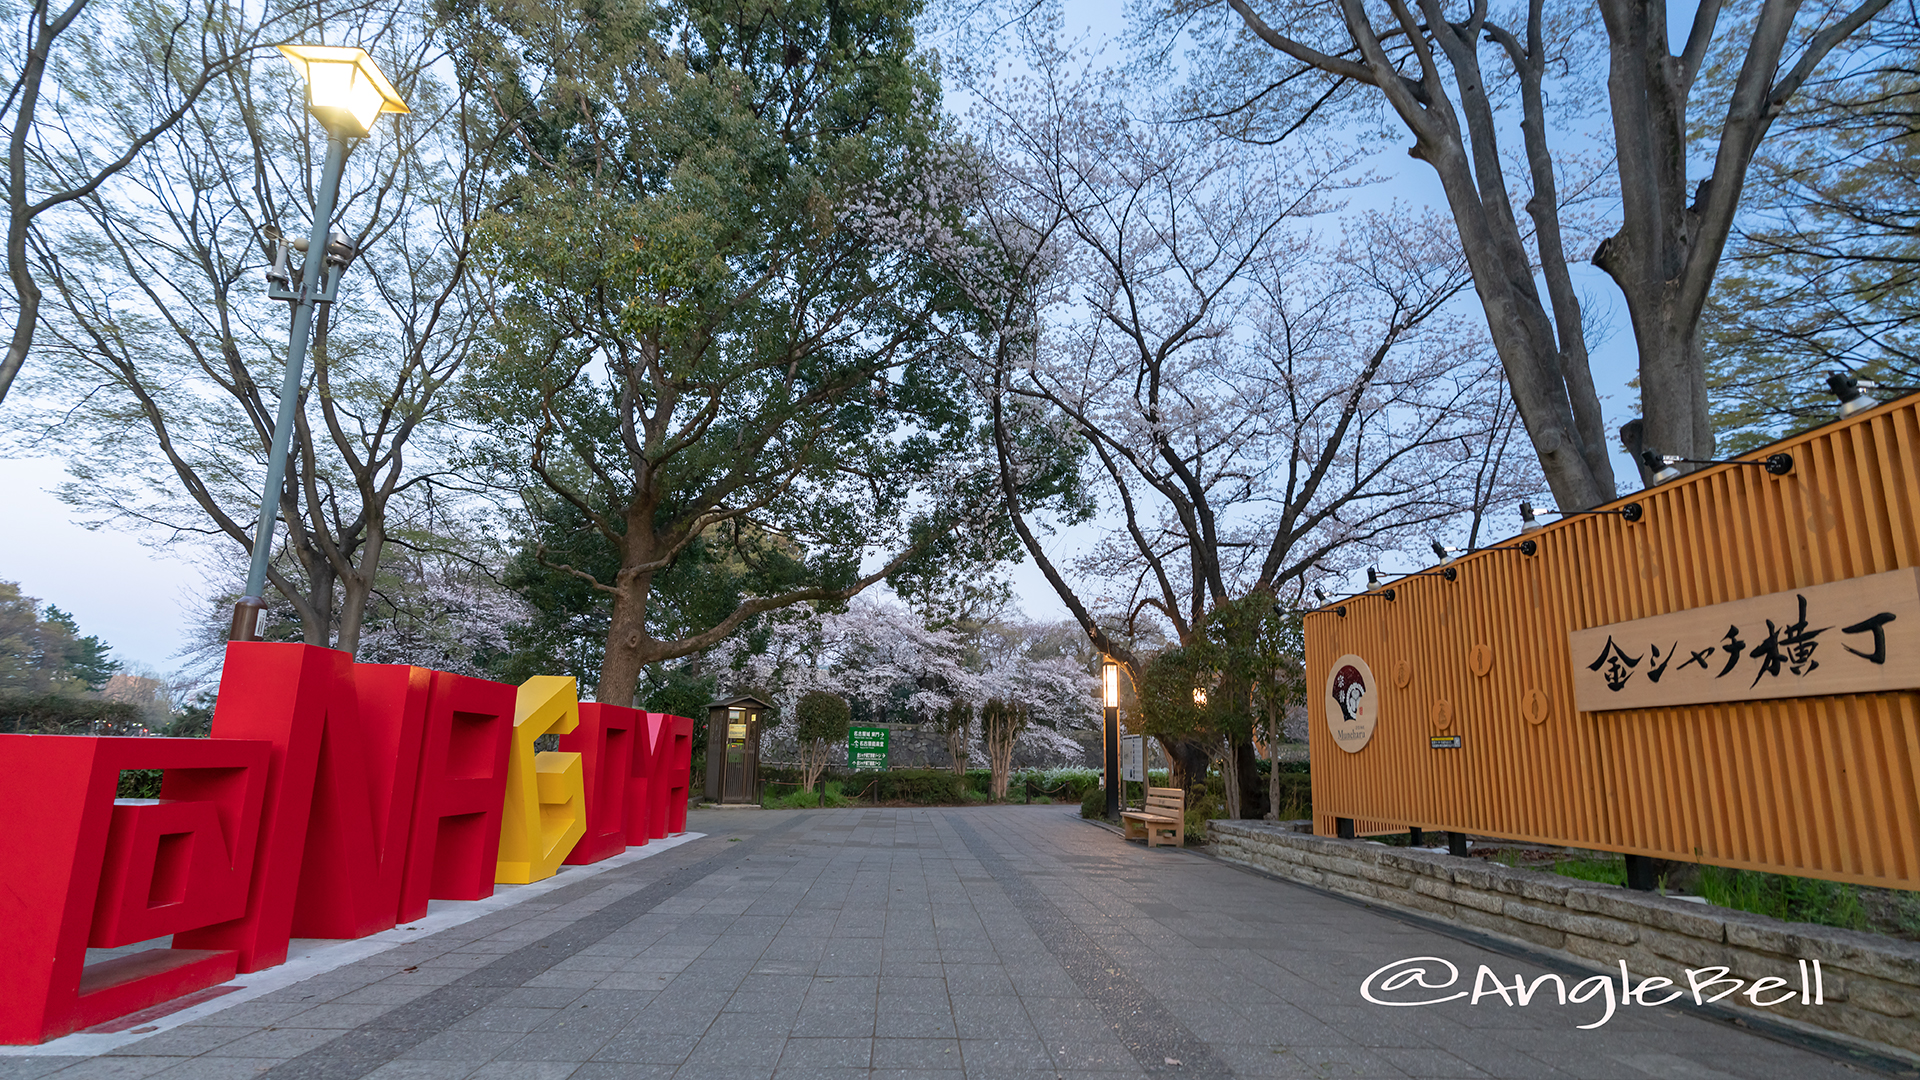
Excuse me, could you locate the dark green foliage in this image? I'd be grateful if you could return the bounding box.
[0,582,118,696]
[0,690,141,734]
[1701,19,1920,452]
[452,0,1007,703]
[1075,780,1105,814]
[840,769,963,804]
[1268,770,1312,820]
[117,770,163,798]
[795,690,853,744]
[40,607,119,691]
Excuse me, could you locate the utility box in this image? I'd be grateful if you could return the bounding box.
[705,695,769,805]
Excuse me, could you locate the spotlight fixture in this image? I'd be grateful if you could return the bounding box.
[1366,567,1383,591]
[1314,587,1329,606]
[1519,500,1540,533]
[1639,449,1681,484]
[1644,448,1794,477]
[1430,539,1456,565]
[1829,371,1876,417]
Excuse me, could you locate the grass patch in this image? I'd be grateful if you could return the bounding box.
[1698,865,1869,931]
[763,780,858,810]
[1552,856,1628,886]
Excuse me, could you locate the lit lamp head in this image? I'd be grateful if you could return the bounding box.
[278,45,409,137]
[1102,660,1119,710]
[1828,371,1876,417]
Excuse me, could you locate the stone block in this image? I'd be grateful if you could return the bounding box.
[1497,900,1637,946]
[1849,978,1916,1019]
[1449,886,1505,915]
[1633,900,1727,941]
[1564,934,1619,963]
[1637,927,1729,969]
[1356,862,1415,890]
[1513,875,1578,906]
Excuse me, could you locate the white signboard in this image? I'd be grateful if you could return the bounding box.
[1120,734,1145,782]
[1569,568,1920,712]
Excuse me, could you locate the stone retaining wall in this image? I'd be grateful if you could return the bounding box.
[1210,820,1920,1059]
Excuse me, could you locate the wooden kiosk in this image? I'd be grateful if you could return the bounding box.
[704,695,770,805]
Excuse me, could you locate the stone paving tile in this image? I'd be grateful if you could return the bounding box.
[22,806,1895,1080]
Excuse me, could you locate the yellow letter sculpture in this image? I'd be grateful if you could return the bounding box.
[495,676,587,884]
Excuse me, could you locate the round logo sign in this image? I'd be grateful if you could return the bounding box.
[1325,654,1379,753]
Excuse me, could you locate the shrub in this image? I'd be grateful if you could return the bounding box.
[764,780,857,810]
[1080,784,1106,818]
[795,690,851,792]
[117,769,163,798]
[1269,770,1312,819]
[1184,786,1226,846]
[843,769,964,804]
[1016,766,1100,803]
[0,691,141,734]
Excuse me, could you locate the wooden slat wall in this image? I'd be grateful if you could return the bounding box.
[1306,396,1920,888]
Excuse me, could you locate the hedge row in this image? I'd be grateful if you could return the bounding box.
[0,691,141,734]
[755,766,1104,805]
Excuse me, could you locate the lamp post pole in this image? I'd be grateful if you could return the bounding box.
[230,129,352,642]
[1101,660,1121,819]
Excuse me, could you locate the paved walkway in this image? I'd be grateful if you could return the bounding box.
[3,806,1880,1080]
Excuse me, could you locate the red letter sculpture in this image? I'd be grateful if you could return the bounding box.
[0,735,269,1044]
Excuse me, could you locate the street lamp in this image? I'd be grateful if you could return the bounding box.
[230,46,408,642]
[1101,659,1121,819]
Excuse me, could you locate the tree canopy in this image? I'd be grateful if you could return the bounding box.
[455,0,1008,705]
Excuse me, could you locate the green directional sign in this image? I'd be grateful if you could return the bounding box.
[848,725,889,770]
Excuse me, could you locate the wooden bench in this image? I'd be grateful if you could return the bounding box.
[1120,786,1185,847]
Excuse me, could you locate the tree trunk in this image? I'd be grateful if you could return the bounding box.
[334,523,383,656]
[595,569,652,705]
[1219,737,1242,820]
[1235,738,1262,819]
[1158,736,1212,797]
[1267,724,1285,821]
[802,739,826,793]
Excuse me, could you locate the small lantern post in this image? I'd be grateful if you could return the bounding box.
[1102,660,1121,819]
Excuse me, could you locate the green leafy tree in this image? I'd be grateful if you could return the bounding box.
[1132,594,1306,818]
[39,605,117,691]
[0,581,115,697]
[18,13,496,652]
[795,689,851,793]
[1702,14,1920,449]
[455,0,1002,706]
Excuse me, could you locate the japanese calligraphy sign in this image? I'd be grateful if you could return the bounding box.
[1569,568,1920,712]
[1324,654,1380,752]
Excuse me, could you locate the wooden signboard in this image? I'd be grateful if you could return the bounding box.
[1569,567,1920,712]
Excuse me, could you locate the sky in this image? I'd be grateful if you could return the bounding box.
[0,0,1660,675]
